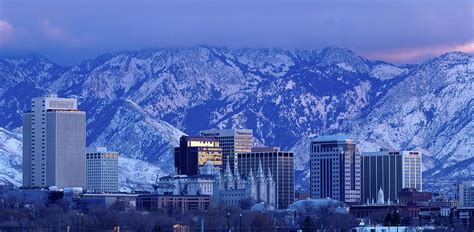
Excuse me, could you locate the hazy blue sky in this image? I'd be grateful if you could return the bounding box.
[0,0,472,65]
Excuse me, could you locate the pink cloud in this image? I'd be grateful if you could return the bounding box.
[0,20,15,45]
[361,41,474,63]
[40,18,67,41]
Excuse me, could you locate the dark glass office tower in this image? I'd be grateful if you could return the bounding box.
[237,148,294,209]
[310,135,361,204]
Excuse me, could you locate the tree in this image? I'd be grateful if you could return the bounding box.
[300,216,316,232]
[152,224,162,232]
[392,210,400,226]
[384,212,392,226]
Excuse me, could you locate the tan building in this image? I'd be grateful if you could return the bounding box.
[174,136,222,175]
[200,129,253,172]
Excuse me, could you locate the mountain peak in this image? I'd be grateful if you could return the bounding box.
[315,47,369,72]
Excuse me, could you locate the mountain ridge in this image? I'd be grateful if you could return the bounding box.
[0,47,471,193]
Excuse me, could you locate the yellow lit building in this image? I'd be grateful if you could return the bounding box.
[174,136,223,175]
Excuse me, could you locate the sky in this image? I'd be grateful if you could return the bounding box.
[0,0,472,65]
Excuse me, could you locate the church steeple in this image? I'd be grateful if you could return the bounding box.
[256,160,265,181]
[247,168,255,182]
[377,186,385,205]
[266,168,274,183]
[223,161,234,189]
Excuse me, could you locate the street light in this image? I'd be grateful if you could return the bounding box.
[239,213,242,232]
[227,212,230,232]
[76,213,79,232]
[80,213,84,232]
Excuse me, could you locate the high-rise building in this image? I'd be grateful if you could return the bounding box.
[174,136,223,175]
[200,129,252,172]
[361,149,422,204]
[237,148,294,209]
[23,95,86,188]
[459,181,474,207]
[86,147,119,193]
[310,135,361,203]
[400,151,422,191]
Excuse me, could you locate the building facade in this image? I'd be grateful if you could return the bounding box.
[401,151,422,191]
[200,129,253,172]
[361,149,423,204]
[23,95,86,188]
[398,188,432,206]
[154,162,217,196]
[86,147,119,193]
[459,181,474,207]
[137,194,211,214]
[237,148,294,209]
[310,135,361,203]
[174,136,223,175]
[213,161,276,208]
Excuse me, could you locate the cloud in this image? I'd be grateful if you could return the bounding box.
[361,41,474,63]
[0,20,15,45]
[40,18,66,41]
[0,0,472,65]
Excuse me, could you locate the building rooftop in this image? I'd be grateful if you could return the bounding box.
[200,128,253,136]
[86,147,111,153]
[181,136,219,142]
[312,134,352,143]
[251,147,280,152]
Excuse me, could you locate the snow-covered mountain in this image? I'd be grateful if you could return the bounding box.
[0,47,472,193]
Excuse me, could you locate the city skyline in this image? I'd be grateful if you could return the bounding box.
[0,0,472,228]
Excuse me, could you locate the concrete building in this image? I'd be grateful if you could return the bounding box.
[174,136,223,175]
[154,161,217,196]
[200,129,253,172]
[237,148,294,209]
[459,181,474,207]
[213,161,276,208]
[23,95,86,188]
[310,135,361,203]
[86,147,119,193]
[361,149,422,204]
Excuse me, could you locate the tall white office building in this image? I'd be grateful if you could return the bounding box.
[86,147,119,193]
[23,95,86,188]
[400,151,422,191]
[310,135,361,203]
[200,129,253,172]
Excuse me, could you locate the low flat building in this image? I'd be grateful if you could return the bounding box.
[154,174,215,196]
[398,188,432,206]
[136,194,211,214]
[79,193,138,210]
[350,204,405,219]
[154,161,217,196]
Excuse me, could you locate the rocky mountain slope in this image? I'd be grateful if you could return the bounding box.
[0,47,471,193]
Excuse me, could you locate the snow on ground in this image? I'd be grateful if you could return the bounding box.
[370,64,407,80]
